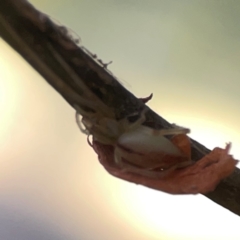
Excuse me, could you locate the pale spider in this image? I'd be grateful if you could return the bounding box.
[75,103,192,179]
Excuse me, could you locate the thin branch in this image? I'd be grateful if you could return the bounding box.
[0,0,240,215]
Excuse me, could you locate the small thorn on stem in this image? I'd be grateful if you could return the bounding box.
[139,93,153,104]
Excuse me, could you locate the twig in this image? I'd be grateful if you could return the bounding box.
[0,0,240,216]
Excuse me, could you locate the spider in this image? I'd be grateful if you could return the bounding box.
[74,99,237,194]
[75,103,193,179]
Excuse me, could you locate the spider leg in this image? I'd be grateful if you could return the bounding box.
[171,123,190,133]
[140,125,190,137]
[74,104,96,135]
[75,111,89,134]
[74,103,97,118]
[114,146,175,178]
[152,127,190,136]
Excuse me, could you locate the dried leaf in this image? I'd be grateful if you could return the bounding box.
[91,140,238,194]
[170,134,191,159]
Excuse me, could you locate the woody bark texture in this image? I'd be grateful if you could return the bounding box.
[0,0,240,215]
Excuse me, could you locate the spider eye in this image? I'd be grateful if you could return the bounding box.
[127,115,139,123]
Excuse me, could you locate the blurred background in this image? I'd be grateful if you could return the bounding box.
[1,0,240,239]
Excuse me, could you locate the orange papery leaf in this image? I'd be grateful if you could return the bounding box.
[91,140,238,194]
[170,134,191,159]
